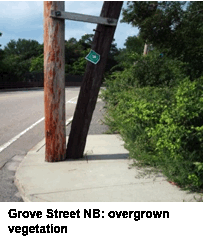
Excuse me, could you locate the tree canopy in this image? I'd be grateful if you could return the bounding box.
[4,38,43,60]
[0,33,119,82]
[121,1,203,79]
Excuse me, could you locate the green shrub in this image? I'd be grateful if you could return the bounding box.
[102,86,174,164]
[30,54,43,72]
[132,50,186,87]
[3,54,31,78]
[102,75,203,191]
[148,76,203,162]
[102,66,137,107]
[103,50,186,100]
[188,162,203,188]
[146,76,203,189]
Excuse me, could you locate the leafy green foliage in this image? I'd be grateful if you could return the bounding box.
[65,35,119,75]
[148,76,203,162]
[101,65,203,191]
[78,34,94,50]
[105,50,186,89]
[121,1,184,42]
[3,54,31,78]
[30,54,44,72]
[68,48,89,75]
[0,49,6,73]
[121,1,203,80]
[111,35,144,71]
[4,39,42,60]
[132,49,186,87]
[188,162,203,188]
[0,34,119,86]
[65,38,83,67]
[1,33,118,77]
[124,35,145,54]
[1,39,43,81]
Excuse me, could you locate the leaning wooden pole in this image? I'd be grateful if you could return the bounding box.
[66,1,123,159]
[44,1,66,162]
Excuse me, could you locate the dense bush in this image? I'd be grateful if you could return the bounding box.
[147,76,203,189]
[101,0,203,193]
[30,54,44,72]
[148,76,203,162]
[101,69,203,191]
[104,50,186,93]
[132,50,186,87]
[2,54,31,78]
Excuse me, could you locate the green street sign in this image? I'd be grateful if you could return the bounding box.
[85,50,100,64]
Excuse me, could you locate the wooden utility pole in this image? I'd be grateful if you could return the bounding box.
[66,1,123,159]
[143,43,149,55]
[44,1,66,162]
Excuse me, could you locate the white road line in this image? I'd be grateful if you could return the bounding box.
[66,96,102,104]
[0,117,45,153]
[0,96,78,153]
[66,96,78,104]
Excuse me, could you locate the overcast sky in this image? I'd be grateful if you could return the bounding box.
[0,1,139,50]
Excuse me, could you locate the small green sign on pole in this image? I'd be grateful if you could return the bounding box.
[85,50,100,64]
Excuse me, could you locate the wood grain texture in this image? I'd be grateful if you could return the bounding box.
[66,1,123,159]
[50,10,118,26]
[44,1,66,162]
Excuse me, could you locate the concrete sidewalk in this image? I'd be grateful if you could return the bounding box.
[15,134,201,202]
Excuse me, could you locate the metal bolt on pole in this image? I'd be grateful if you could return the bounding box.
[44,1,66,162]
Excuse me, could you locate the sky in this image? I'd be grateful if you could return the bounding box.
[0,1,139,50]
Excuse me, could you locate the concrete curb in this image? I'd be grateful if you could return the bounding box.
[14,178,30,202]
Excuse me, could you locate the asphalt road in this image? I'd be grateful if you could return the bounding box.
[0,87,108,202]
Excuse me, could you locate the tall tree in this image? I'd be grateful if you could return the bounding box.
[121,1,203,79]
[65,38,82,66]
[0,32,6,74]
[29,54,44,72]
[124,35,145,54]
[121,1,185,47]
[111,34,145,70]
[4,38,42,60]
[78,34,94,50]
[65,34,119,75]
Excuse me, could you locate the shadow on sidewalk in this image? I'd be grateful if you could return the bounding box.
[85,153,129,160]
